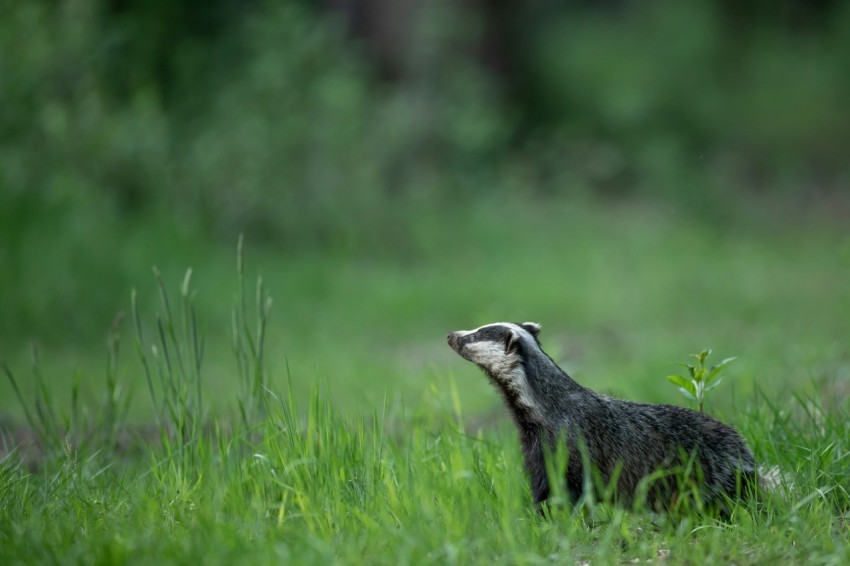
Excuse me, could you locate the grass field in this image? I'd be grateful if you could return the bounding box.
[1,198,849,564]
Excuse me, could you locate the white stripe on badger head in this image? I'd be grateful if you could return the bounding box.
[459,322,536,341]
[452,322,501,338]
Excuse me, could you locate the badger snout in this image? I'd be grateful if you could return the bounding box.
[446,332,457,350]
[447,331,461,352]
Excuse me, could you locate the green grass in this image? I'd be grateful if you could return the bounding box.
[1,198,849,564]
[1,378,847,564]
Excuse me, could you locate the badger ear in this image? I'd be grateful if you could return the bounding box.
[520,322,542,337]
[504,328,521,352]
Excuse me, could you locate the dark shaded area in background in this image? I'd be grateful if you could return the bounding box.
[1,0,849,343]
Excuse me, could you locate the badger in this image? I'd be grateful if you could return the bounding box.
[447,322,758,511]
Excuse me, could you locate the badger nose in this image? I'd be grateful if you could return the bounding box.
[446,332,457,347]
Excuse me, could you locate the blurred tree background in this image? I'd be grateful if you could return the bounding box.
[1,0,848,361]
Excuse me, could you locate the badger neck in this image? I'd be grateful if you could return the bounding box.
[483,346,588,430]
[519,346,589,426]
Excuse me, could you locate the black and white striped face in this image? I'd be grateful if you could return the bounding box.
[447,322,543,416]
[447,322,541,369]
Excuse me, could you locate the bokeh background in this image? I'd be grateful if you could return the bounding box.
[2,0,849,419]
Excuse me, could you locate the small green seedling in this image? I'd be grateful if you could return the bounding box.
[667,349,736,413]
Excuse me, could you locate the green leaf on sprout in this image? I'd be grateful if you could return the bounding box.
[667,375,696,396]
[706,357,737,383]
[678,387,697,400]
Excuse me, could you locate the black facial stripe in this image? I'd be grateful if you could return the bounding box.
[477,326,510,342]
[458,325,512,348]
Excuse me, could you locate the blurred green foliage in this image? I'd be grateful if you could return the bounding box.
[1,0,849,343]
[525,0,850,198]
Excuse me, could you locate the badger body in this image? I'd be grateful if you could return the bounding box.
[447,322,757,510]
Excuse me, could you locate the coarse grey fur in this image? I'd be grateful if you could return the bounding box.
[447,322,757,511]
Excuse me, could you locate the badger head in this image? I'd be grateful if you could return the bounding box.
[447,322,544,420]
